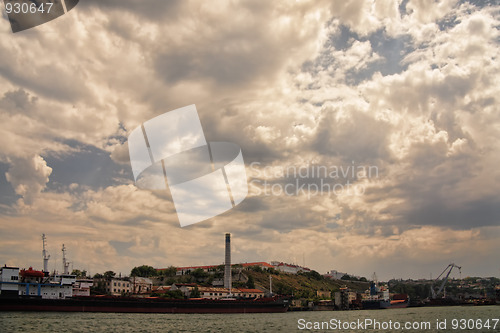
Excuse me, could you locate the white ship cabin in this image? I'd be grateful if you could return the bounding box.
[0,265,76,299]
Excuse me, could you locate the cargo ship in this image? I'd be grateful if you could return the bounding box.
[361,274,409,309]
[362,274,390,309]
[0,295,289,314]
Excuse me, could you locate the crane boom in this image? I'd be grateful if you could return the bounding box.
[432,263,461,298]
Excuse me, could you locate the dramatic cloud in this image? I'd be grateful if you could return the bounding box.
[0,0,498,280]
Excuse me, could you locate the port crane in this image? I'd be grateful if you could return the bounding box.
[431,263,461,299]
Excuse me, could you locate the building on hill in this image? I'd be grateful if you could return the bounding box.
[103,278,130,296]
[171,283,197,297]
[316,290,331,299]
[325,270,348,280]
[270,261,311,274]
[132,277,153,294]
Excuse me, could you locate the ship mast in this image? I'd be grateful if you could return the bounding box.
[42,234,50,273]
[62,244,70,274]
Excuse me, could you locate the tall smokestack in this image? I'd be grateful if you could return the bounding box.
[224,233,231,292]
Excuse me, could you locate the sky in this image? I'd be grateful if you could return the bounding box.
[0,0,499,281]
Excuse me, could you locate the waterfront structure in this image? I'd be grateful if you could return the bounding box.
[334,287,357,310]
[132,277,153,294]
[233,288,264,299]
[198,286,230,299]
[101,278,130,296]
[171,283,197,297]
[316,290,331,299]
[72,279,93,297]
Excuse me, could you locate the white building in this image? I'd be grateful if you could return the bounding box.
[270,261,311,274]
[73,279,93,297]
[197,286,230,299]
[325,270,348,280]
[104,278,131,296]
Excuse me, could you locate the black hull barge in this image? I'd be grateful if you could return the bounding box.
[0,296,289,314]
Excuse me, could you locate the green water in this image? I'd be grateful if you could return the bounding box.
[0,306,498,332]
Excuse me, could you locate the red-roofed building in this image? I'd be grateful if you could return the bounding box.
[241,262,274,269]
[233,288,265,299]
[270,261,311,274]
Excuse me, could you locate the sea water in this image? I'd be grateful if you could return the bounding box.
[0,306,498,332]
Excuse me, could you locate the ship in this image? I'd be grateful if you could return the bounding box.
[0,295,289,314]
[361,273,409,309]
[362,273,390,309]
[389,294,409,309]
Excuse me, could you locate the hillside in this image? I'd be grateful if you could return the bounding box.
[245,269,369,299]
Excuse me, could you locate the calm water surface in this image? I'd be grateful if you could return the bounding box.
[0,306,499,332]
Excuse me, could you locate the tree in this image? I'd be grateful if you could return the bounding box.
[191,268,208,280]
[71,269,82,277]
[131,265,157,277]
[93,273,103,279]
[190,286,201,298]
[71,269,88,278]
[274,281,294,295]
[246,275,255,289]
[341,274,351,280]
[250,266,263,273]
[308,270,323,280]
[103,271,116,279]
[159,266,177,277]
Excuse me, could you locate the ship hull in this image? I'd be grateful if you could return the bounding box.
[362,300,391,310]
[389,300,409,309]
[0,296,289,314]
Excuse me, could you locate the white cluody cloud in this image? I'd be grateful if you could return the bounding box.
[0,0,499,279]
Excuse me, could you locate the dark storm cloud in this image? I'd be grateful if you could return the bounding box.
[0,89,38,112]
[43,140,132,192]
[405,196,500,229]
[311,107,392,164]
